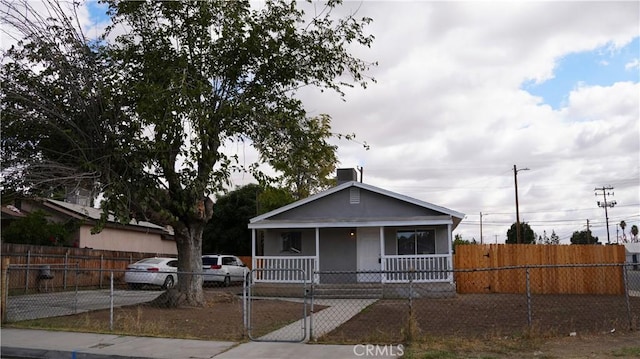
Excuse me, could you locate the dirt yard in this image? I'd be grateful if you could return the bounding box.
[12,286,313,341]
[321,293,640,342]
[8,288,640,358]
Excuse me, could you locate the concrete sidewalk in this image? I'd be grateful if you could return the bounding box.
[0,328,400,359]
[1,297,401,358]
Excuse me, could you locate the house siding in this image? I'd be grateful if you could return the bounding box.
[269,188,442,221]
[263,228,317,256]
[16,199,175,255]
[250,179,465,285]
[79,225,177,254]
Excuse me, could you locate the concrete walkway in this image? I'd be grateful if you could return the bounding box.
[257,298,377,342]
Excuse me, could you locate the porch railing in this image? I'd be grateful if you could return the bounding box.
[253,256,317,283]
[382,254,452,283]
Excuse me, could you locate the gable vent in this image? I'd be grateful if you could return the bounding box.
[350,188,360,204]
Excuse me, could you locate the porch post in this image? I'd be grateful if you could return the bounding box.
[251,229,256,270]
[315,227,320,283]
[379,226,385,283]
[447,222,453,283]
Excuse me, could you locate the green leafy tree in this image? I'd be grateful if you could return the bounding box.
[505,222,536,244]
[262,114,339,200]
[203,184,295,256]
[203,185,259,256]
[256,186,296,215]
[452,234,475,254]
[1,1,120,199]
[2,0,374,306]
[2,211,76,246]
[538,230,560,245]
[570,230,599,245]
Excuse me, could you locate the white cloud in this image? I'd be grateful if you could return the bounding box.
[292,1,640,244]
[625,58,640,70]
[3,1,638,244]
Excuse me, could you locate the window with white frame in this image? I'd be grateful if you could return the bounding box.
[397,229,436,255]
[281,231,302,253]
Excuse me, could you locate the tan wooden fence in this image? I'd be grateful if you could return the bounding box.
[1,243,253,292]
[1,243,178,292]
[454,244,626,295]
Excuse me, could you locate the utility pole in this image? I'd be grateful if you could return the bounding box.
[514,165,530,244]
[595,186,616,244]
[480,212,483,244]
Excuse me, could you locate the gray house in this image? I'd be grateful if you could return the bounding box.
[248,169,465,286]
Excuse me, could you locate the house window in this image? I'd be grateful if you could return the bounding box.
[281,231,302,253]
[397,229,436,255]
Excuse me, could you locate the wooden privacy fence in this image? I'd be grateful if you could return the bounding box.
[1,243,253,292]
[454,244,626,295]
[1,243,176,292]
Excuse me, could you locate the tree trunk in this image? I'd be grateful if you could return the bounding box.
[175,221,205,307]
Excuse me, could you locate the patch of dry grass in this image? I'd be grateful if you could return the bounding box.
[7,291,320,341]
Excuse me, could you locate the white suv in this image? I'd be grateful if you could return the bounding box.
[201,255,249,286]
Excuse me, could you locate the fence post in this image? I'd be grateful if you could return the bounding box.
[622,263,632,330]
[100,255,104,289]
[525,266,532,327]
[110,271,114,331]
[1,257,9,323]
[74,262,79,314]
[309,271,315,342]
[409,267,415,308]
[63,251,68,290]
[25,250,30,294]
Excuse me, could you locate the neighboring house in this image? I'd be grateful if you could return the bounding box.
[625,243,640,270]
[6,198,177,255]
[248,169,465,287]
[1,204,27,233]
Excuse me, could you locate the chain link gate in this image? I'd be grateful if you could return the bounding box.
[244,268,310,342]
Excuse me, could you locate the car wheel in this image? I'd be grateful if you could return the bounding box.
[223,275,231,287]
[162,275,175,290]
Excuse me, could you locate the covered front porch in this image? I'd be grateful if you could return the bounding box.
[250,224,454,285]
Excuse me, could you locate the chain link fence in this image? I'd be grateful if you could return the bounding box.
[245,268,310,342]
[311,264,640,343]
[2,263,639,343]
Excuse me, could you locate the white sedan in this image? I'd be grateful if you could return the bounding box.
[125,257,178,290]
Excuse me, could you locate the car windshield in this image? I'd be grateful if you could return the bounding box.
[202,257,218,265]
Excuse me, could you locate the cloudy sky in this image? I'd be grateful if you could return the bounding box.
[290,1,640,244]
[4,1,639,244]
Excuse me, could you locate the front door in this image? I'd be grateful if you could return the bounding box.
[357,227,381,282]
